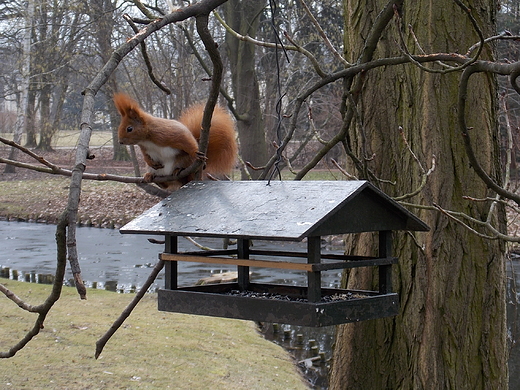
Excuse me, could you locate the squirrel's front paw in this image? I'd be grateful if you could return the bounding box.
[196,151,208,169]
[196,151,208,161]
[143,172,156,183]
[149,160,164,170]
[144,153,164,170]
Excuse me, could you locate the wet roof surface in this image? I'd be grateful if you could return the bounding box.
[120,181,428,240]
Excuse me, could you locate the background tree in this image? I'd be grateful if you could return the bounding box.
[329,1,507,388]
[87,0,129,161]
[3,0,33,172]
[31,1,85,151]
[223,1,269,179]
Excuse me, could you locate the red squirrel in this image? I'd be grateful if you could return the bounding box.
[114,93,237,190]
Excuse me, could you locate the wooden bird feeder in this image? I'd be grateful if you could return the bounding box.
[120,181,428,327]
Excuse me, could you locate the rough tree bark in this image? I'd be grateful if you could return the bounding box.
[330,1,507,389]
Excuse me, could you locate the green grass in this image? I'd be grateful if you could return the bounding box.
[0,279,307,390]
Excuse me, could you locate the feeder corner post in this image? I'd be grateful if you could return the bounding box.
[237,238,250,290]
[164,235,178,290]
[378,230,392,294]
[307,236,322,303]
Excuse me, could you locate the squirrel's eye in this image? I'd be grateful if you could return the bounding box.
[126,126,133,133]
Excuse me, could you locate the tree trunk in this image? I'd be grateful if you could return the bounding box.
[50,82,69,142]
[90,0,129,161]
[24,85,37,148]
[5,0,34,172]
[329,1,507,389]
[224,1,268,179]
[106,77,129,161]
[37,82,54,151]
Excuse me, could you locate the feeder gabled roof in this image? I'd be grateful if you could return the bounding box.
[120,180,429,240]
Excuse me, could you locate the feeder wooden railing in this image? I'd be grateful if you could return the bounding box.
[159,252,397,272]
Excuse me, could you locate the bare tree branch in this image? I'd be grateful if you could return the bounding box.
[94,260,165,359]
[123,13,171,95]
[298,0,350,68]
[0,211,68,358]
[213,10,328,78]
[193,12,224,179]
[457,63,520,207]
[0,284,40,313]
[93,6,226,358]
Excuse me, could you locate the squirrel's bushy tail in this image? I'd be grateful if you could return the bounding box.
[179,104,238,177]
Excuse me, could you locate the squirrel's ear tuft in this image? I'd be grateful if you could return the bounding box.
[113,93,142,119]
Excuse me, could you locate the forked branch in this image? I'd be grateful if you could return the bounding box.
[0,211,68,358]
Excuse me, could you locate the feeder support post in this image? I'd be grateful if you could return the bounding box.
[237,238,250,290]
[307,236,322,302]
[164,235,178,290]
[378,230,392,294]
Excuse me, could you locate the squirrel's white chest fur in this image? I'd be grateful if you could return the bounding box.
[140,140,181,176]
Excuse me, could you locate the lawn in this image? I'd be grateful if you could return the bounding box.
[0,279,307,390]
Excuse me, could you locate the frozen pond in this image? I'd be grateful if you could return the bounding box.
[0,220,343,292]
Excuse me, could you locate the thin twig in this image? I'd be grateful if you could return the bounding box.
[0,137,189,189]
[393,157,436,202]
[0,284,40,313]
[123,14,171,94]
[331,158,358,180]
[184,236,217,251]
[0,156,143,182]
[213,10,328,78]
[130,0,157,20]
[433,203,502,240]
[0,136,64,171]
[95,260,165,359]
[298,0,350,67]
